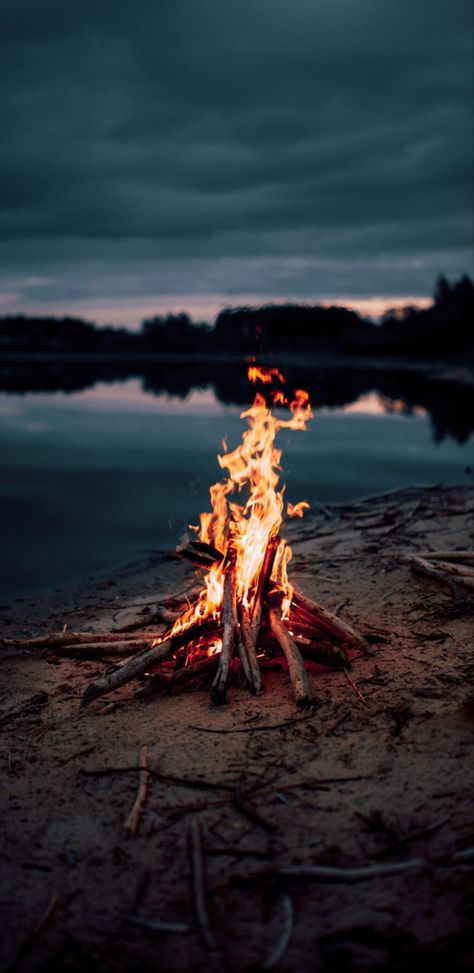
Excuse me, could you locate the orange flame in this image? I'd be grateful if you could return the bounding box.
[248,365,285,385]
[169,366,313,637]
[287,501,310,518]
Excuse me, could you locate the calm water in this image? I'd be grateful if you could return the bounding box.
[0,378,472,601]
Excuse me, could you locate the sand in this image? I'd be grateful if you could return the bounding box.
[1,484,473,972]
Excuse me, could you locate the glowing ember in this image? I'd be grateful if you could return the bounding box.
[163,366,312,647]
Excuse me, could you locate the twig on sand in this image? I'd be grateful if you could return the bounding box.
[343,668,367,706]
[275,860,424,882]
[411,555,474,591]
[124,745,150,836]
[189,818,216,949]
[272,846,474,883]
[123,915,188,935]
[233,790,277,833]
[263,894,294,971]
[4,891,59,972]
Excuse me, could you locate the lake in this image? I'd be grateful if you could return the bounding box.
[0,373,472,602]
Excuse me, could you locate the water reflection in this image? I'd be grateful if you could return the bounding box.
[0,358,472,442]
[0,372,472,601]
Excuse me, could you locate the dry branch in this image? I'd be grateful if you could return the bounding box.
[411,556,474,591]
[124,745,150,836]
[292,586,373,656]
[190,818,216,949]
[0,631,162,651]
[267,609,314,707]
[63,638,159,656]
[432,559,474,579]
[211,552,237,704]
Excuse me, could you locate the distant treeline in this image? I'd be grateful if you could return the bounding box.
[0,275,473,360]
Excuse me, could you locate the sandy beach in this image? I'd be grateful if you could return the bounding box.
[1,484,473,972]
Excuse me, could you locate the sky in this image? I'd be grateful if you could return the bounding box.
[0,0,472,327]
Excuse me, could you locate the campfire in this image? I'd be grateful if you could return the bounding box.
[79,365,371,708]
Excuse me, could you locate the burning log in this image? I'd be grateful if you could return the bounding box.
[211,550,237,705]
[267,609,314,707]
[291,586,373,656]
[176,540,224,570]
[293,635,351,669]
[238,607,263,695]
[251,534,280,646]
[135,656,219,697]
[81,619,218,707]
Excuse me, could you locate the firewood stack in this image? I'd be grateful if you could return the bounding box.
[77,539,371,710]
[80,366,374,707]
[4,365,373,710]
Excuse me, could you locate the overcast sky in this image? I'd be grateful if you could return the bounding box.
[0,0,472,325]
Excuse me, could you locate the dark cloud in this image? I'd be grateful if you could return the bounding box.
[0,0,472,317]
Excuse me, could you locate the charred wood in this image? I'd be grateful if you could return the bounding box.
[210,551,237,705]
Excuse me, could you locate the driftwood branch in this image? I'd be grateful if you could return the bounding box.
[211,552,237,705]
[0,631,163,651]
[411,555,474,591]
[124,745,150,836]
[428,559,474,579]
[267,609,314,707]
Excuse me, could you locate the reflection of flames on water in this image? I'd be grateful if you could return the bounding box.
[159,365,312,660]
